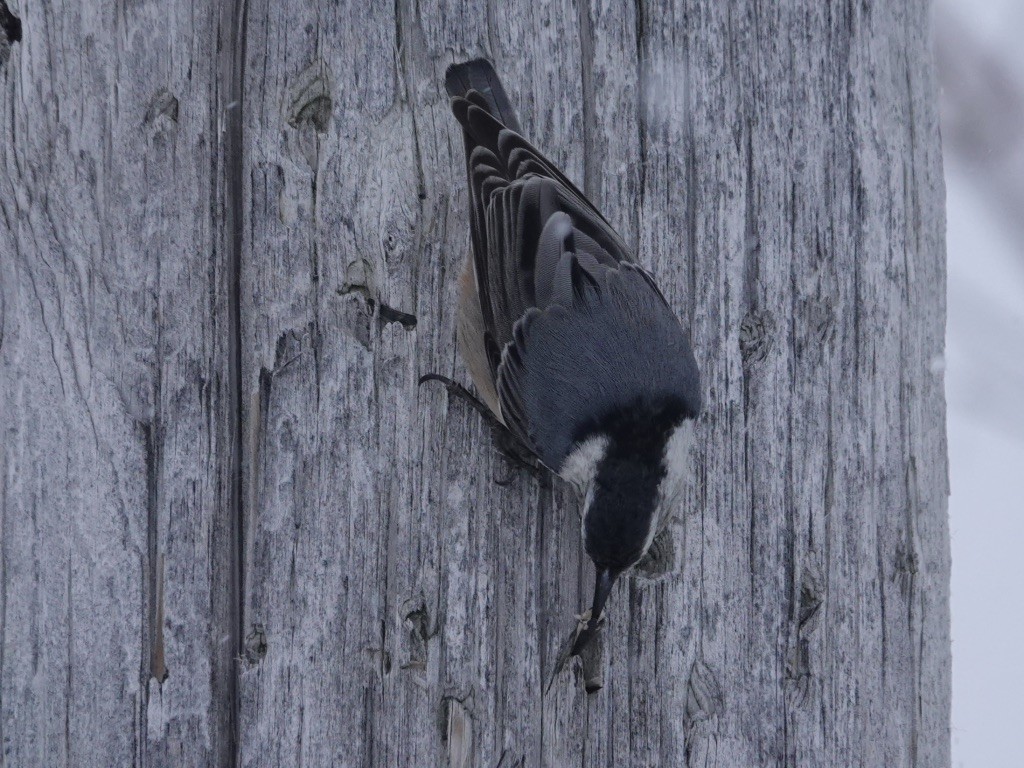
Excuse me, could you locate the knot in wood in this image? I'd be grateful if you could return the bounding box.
[739,310,774,366]
[287,58,333,134]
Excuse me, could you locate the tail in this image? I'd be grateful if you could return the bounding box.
[444,59,522,135]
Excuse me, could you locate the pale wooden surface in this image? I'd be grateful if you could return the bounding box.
[0,1,239,765]
[1,1,950,766]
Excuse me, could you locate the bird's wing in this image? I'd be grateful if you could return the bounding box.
[447,82,633,377]
[496,262,702,470]
[446,60,698,466]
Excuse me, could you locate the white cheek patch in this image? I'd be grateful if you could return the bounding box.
[659,419,695,508]
[558,434,610,495]
[645,420,696,551]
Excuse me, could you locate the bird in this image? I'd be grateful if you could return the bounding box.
[432,58,701,657]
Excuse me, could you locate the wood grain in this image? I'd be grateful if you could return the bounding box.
[1,0,950,765]
[0,1,239,765]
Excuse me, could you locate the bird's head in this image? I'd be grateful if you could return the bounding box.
[569,447,665,655]
[566,399,696,656]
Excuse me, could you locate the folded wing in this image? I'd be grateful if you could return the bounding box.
[447,60,700,469]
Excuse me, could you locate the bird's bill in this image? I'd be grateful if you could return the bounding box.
[570,566,618,656]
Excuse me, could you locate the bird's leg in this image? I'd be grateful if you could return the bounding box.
[418,373,494,422]
[418,374,546,484]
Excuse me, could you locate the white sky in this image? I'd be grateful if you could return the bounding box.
[946,160,1024,768]
[939,1,1024,765]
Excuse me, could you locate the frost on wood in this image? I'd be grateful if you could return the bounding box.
[1,0,949,766]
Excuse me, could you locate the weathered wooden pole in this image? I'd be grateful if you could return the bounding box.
[1,0,240,764]
[1,0,950,765]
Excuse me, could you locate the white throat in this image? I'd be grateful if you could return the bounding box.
[660,420,695,503]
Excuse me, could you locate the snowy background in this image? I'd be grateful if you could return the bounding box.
[935,0,1024,765]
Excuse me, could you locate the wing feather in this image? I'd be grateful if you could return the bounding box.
[447,61,699,466]
[497,264,701,470]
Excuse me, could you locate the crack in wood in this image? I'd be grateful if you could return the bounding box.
[151,554,169,684]
[218,0,248,764]
[634,0,647,210]
[442,695,474,768]
[141,419,169,687]
[576,0,596,202]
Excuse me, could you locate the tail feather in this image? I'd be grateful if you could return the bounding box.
[445,59,521,134]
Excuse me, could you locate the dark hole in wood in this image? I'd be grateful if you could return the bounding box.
[371,299,417,330]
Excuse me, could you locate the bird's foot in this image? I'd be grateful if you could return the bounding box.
[418,373,494,421]
[490,427,547,486]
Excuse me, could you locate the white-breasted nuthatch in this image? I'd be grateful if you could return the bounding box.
[436,59,701,656]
